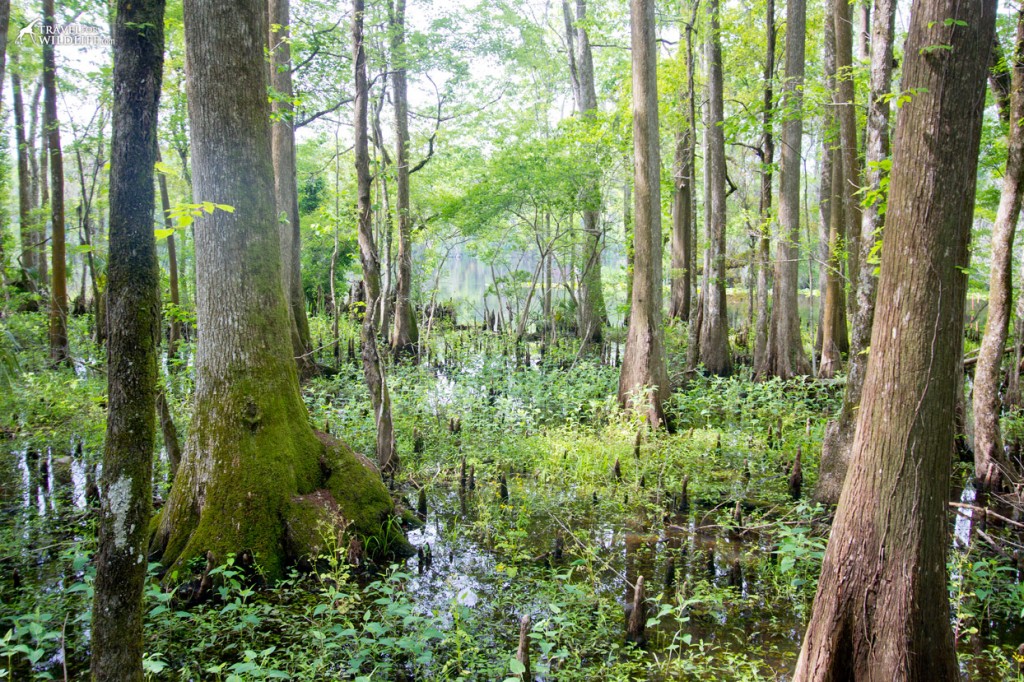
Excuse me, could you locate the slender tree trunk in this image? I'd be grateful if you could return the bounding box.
[157,152,182,356]
[91,2,164,679]
[564,0,606,342]
[670,0,695,324]
[973,10,1024,494]
[623,170,634,323]
[817,0,898,502]
[698,0,732,375]
[760,0,811,378]
[669,131,693,324]
[33,80,48,289]
[353,0,397,472]
[794,0,995,674]
[389,0,418,358]
[991,34,1012,125]
[12,62,36,290]
[685,4,698,338]
[819,154,846,378]
[834,0,862,320]
[619,0,670,427]
[752,0,774,370]
[154,0,402,580]
[43,0,69,364]
[353,0,380,316]
[269,0,315,377]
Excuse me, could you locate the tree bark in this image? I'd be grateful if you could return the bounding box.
[389,0,418,358]
[834,0,862,321]
[12,61,37,290]
[973,10,1024,495]
[794,0,995,675]
[43,0,69,365]
[353,0,397,472]
[156,151,181,356]
[698,0,732,375]
[991,34,1012,125]
[759,0,810,379]
[817,0,898,502]
[269,0,315,378]
[565,0,606,342]
[752,0,774,371]
[154,0,402,580]
[92,2,164,679]
[819,150,846,379]
[34,80,48,289]
[619,0,670,427]
[670,0,697,325]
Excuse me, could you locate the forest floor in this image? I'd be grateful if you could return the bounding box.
[0,311,1021,680]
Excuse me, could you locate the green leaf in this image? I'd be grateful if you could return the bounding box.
[509,657,526,674]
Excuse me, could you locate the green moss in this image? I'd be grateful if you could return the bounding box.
[320,433,394,538]
[285,490,345,561]
[158,369,324,580]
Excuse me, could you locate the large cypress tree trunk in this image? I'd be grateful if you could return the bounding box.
[794,0,995,674]
[43,0,69,365]
[817,0,898,502]
[759,0,810,379]
[154,0,402,580]
[697,0,732,375]
[973,10,1024,494]
[619,0,669,428]
[92,3,164,678]
[268,0,315,378]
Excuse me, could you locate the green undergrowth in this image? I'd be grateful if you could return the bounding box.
[1,313,1022,679]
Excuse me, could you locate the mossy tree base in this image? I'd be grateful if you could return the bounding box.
[152,413,407,580]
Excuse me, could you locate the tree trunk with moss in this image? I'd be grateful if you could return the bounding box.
[794,0,994,673]
[973,10,1024,494]
[619,0,669,427]
[43,0,68,365]
[698,0,732,376]
[153,0,403,581]
[91,3,164,679]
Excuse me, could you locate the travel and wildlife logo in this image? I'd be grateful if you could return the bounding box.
[16,17,111,47]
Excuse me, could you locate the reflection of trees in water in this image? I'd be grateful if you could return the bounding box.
[424,243,628,325]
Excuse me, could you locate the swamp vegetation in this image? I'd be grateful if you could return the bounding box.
[1,0,1024,678]
[1,317,1023,679]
